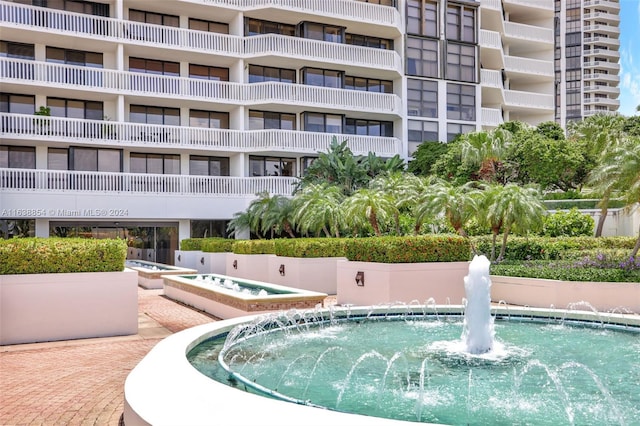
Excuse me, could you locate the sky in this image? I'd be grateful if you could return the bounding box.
[619,0,640,116]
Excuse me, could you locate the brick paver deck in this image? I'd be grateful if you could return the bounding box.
[0,288,217,426]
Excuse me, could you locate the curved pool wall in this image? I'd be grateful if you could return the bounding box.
[123,305,640,426]
[124,260,197,289]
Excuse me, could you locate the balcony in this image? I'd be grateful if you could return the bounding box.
[503,0,553,12]
[583,24,620,36]
[504,90,554,110]
[584,73,619,83]
[504,56,554,78]
[182,0,401,29]
[481,108,504,128]
[583,0,620,11]
[0,2,401,74]
[583,36,620,48]
[503,22,553,44]
[479,29,502,50]
[583,61,620,71]
[0,113,402,157]
[0,168,298,197]
[584,12,619,23]
[480,69,503,89]
[583,85,620,96]
[583,109,617,117]
[584,49,620,59]
[480,0,502,11]
[584,98,620,107]
[0,59,401,115]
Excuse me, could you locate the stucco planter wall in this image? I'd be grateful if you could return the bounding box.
[0,270,138,345]
[267,257,346,294]
[337,260,469,306]
[200,252,229,275]
[225,254,275,282]
[491,275,640,313]
[175,250,202,272]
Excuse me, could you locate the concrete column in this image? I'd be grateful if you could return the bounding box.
[35,219,49,237]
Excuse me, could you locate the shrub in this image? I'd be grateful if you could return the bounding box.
[201,238,234,253]
[180,238,204,251]
[0,238,126,274]
[344,235,470,263]
[542,208,594,237]
[491,260,639,283]
[231,239,276,254]
[274,238,348,258]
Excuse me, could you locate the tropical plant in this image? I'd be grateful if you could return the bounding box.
[259,195,296,238]
[342,187,398,236]
[415,179,480,237]
[458,129,512,183]
[407,141,449,176]
[293,183,345,237]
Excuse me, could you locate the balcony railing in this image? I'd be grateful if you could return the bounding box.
[584,12,619,23]
[504,56,553,77]
[479,29,502,50]
[0,113,402,157]
[583,85,620,95]
[0,168,298,196]
[480,69,503,88]
[584,49,620,59]
[584,97,620,107]
[0,2,401,73]
[583,36,620,47]
[503,0,553,11]
[480,0,502,11]
[583,24,619,35]
[481,108,504,127]
[504,90,554,110]
[584,73,619,83]
[583,0,620,11]
[503,22,553,44]
[191,0,401,27]
[583,61,620,71]
[0,59,401,115]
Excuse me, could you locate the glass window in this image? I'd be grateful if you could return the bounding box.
[446,83,475,121]
[130,105,180,125]
[302,68,344,88]
[189,110,229,129]
[408,120,439,153]
[249,111,296,130]
[248,65,296,84]
[43,0,109,16]
[446,43,477,82]
[407,0,438,38]
[130,153,180,174]
[48,148,68,170]
[406,37,439,78]
[300,22,345,43]
[130,58,179,76]
[345,118,393,137]
[47,98,103,119]
[129,9,179,27]
[446,3,476,43]
[46,47,103,68]
[0,145,36,168]
[188,18,229,34]
[249,156,296,177]
[245,18,295,36]
[0,93,35,114]
[345,34,393,50]
[1,41,35,59]
[345,76,393,93]
[407,78,438,118]
[447,123,475,142]
[189,156,229,176]
[189,64,229,81]
[302,112,344,133]
[70,147,121,172]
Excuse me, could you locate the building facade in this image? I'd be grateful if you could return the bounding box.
[0,0,620,263]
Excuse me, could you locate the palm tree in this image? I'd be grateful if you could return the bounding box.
[490,183,546,261]
[416,179,480,237]
[590,137,640,257]
[477,183,505,261]
[369,172,416,234]
[292,183,345,238]
[260,195,296,238]
[394,175,438,235]
[459,128,511,182]
[342,187,398,236]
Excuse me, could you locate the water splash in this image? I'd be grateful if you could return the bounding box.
[462,255,494,354]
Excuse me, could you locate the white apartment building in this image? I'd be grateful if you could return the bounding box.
[0,0,620,263]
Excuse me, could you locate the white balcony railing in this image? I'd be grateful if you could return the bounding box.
[583,36,620,47]
[584,49,621,59]
[583,24,620,35]
[480,0,502,12]
[584,97,620,107]
[584,12,619,23]
[0,113,402,157]
[481,108,504,127]
[503,0,553,12]
[0,59,401,115]
[583,85,620,95]
[584,73,619,83]
[503,22,554,44]
[504,90,554,110]
[0,2,402,73]
[583,61,620,71]
[480,69,503,88]
[0,168,298,196]
[195,0,401,28]
[504,55,554,76]
[479,29,502,50]
[583,0,620,11]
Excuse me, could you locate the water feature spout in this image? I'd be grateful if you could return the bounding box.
[462,255,494,354]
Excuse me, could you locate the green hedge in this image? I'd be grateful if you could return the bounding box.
[472,236,635,261]
[0,238,127,275]
[344,235,470,263]
[274,238,348,258]
[180,238,204,251]
[201,238,234,253]
[491,260,640,283]
[231,239,276,254]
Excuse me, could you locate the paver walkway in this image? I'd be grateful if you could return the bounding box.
[0,288,217,426]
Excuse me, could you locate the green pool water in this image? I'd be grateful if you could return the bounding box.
[188,316,640,425]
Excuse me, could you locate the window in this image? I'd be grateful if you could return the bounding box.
[345,76,393,93]
[345,118,393,137]
[249,110,296,130]
[302,68,343,88]
[69,147,121,172]
[249,65,296,84]
[446,83,475,121]
[345,34,393,50]
[42,0,109,16]
[0,145,36,168]
[129,9,179,27]
[189,18,228,34]
[407,0,438,38]
[189,64,228,81]
[46,47,102,68]
[130,153,180,174]
[189,156,229,176]
[249,156,296,177]
[0,41,35,59]
[446,3,476,43]
[406,37,439,78]
[130,58,179,76]
[190,220,229,238]
[1,93,35,114]
[446,43,476,82]
[130,105,179,126]
[48,97,103,119]
[408,120,439,152]
[299,22,345,43]
[407,79,437,117]
[354,0,396,6]
[189,110,229,129]
[245,19,295,36]
[302,112,343,133]
[48,148,68,170]
[446,123,475,142]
